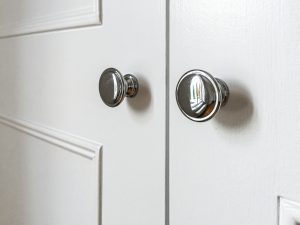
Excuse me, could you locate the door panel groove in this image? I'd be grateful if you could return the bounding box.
[165,0,170,224]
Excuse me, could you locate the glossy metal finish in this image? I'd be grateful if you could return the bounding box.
[99,68,139,107]
[176,69,229,122]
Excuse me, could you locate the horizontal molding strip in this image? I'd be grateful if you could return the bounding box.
[0,0,101,37]
[0,114,102,160]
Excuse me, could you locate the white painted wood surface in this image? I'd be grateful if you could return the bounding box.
[0,123,101,225]
[170,0,300,224]
[0,0,166,225]
[0,0,100,37]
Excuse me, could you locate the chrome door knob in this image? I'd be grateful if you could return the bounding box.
[176,69,229,122]
[99,68,139,107]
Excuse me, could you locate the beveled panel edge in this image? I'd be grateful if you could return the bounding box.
[0,114,102,160]
[0,0,101,38]
[278,196,300,225]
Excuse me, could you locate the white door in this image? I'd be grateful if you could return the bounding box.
[170,0,300,224]
[0,1,166,225]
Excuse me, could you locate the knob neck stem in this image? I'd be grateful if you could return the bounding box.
[216,78,230,106]
[124,74,139,97]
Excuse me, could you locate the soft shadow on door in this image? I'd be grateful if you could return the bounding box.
[215,80,254,130]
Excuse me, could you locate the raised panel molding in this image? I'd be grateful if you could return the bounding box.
[279,197,300,225]
[0,114,102,159]
[0,0,101,37]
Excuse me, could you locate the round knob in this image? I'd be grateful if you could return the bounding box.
[176,69,229,122]
[99,68,139,107]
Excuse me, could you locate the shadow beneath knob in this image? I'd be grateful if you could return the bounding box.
[127,76,151,112]
[215,81,254,130]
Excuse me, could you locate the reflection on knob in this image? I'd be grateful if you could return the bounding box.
[99,68,139,107]
[176,69,229,122]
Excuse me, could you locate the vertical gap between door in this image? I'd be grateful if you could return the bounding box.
[165,0,170,224]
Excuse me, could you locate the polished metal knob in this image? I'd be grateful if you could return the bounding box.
[176,69,229,122]
[99,68,139,107]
